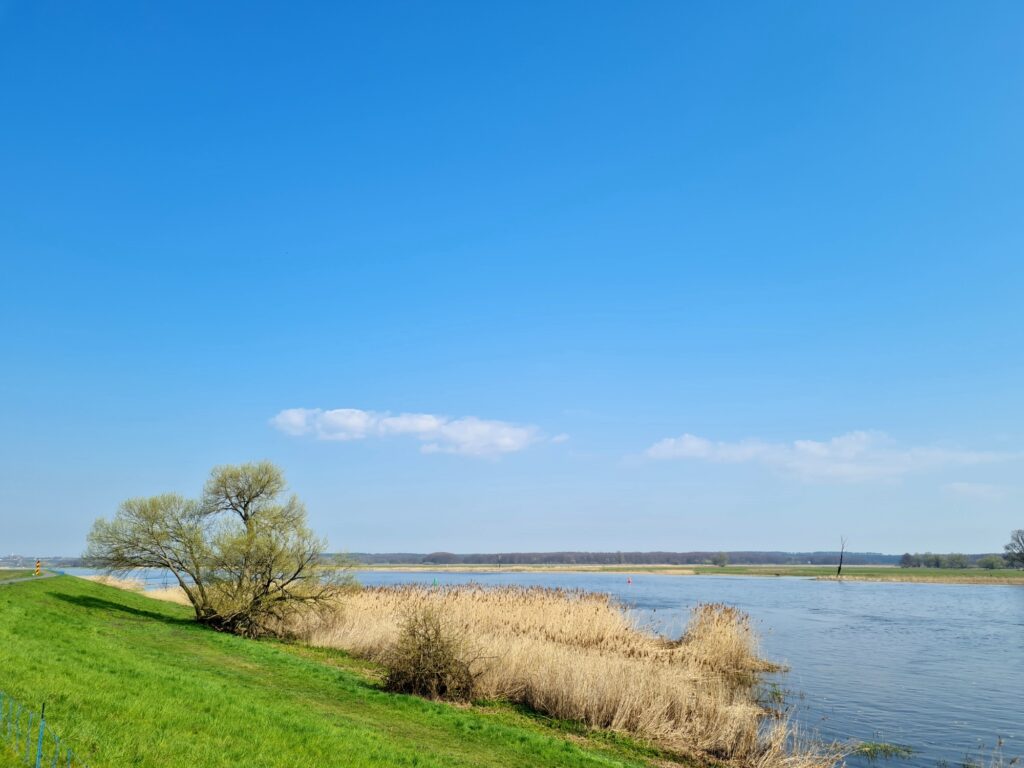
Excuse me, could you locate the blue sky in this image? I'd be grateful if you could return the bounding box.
[1,2,1022,556]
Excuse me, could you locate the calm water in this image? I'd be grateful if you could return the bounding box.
[67,567,1022,765]
[353,570,1023,768]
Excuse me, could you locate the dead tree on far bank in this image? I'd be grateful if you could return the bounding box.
[836,536,847,579]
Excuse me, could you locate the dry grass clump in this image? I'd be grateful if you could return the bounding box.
[957,739,1021,768]
[83,574,146,591]
[300,585,837,768]
[682,603,766,677]
[145,586,193,606]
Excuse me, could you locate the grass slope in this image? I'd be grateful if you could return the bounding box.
[0,577,666,768]
[0,570,33,582]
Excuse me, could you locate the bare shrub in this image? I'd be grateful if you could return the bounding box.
[383,606,479,700]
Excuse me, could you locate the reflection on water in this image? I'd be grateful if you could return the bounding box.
[68,567,1021,767]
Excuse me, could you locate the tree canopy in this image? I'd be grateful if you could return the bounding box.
[87,461,348,637]
[1005,529,1024,569]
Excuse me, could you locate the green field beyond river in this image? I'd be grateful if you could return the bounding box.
[356,563,1024,584]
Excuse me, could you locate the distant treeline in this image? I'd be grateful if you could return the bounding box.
[13,551,1006,571]
[899,552,1006,569]
[340,551,908,566]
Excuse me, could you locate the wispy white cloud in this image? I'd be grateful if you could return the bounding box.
[270,408,548,457]
[644,430,1017,482]
[944,481,1009,501]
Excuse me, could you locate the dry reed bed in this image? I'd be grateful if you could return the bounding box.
[301,585,835,768]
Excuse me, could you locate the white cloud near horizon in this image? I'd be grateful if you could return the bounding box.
[271,408,545,456]
[645,430,1017,482]
[944,481,1009,501]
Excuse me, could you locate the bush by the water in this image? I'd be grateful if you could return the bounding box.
[384,606,479,700]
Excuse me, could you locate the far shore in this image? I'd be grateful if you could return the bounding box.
[348,563,1024,585]
[13,562,1022,587]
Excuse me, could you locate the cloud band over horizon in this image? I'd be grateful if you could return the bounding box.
[271,408,544,456]
[645,430,1018,482]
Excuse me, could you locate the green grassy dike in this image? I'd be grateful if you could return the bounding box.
[0,577,669,768]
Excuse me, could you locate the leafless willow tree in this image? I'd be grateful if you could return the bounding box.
[86,461,351,637]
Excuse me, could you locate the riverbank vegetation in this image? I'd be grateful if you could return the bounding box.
[897,531,1023,572]
[899,552,998,568]
[0,576,685,768]
[296,585,834,768]
[82,576,839,768]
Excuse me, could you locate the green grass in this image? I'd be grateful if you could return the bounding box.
[0,570,33,582]
[0,576,672,768]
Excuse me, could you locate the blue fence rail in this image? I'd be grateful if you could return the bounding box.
[0,692,88,768]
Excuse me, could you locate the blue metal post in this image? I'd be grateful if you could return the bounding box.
[25,711,34,762]
[35,703,46,768]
